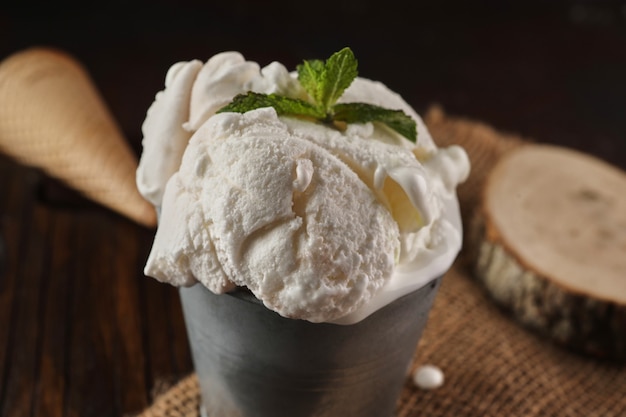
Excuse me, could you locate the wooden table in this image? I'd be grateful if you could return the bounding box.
[1,2,625,416]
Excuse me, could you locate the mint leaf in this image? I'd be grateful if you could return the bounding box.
[297,48,358,114]
[318,47,358,111]
[217,92,324,119]
[333,102,417,142]
[297,59,324,107]
[216,48,417,142]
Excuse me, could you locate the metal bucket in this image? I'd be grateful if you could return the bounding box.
[180,276,442,417]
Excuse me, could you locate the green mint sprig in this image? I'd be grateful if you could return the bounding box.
[217,47,417,142]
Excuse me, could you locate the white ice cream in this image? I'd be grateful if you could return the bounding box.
[137,52,470,324]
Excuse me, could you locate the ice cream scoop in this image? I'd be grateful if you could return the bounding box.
[138,51,470,323]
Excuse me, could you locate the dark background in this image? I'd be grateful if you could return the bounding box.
[0,1,625,416]
[1,0,625,169]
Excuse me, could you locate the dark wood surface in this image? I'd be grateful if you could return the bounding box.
[1,1,625,416]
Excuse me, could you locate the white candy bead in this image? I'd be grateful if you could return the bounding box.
[413,364,445,390]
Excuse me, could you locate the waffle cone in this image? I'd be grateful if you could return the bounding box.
[0,47,156,227]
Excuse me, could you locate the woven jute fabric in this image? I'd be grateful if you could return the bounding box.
[137,106,626,417]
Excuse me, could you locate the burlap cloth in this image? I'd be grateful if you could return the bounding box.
[137,106,626,417]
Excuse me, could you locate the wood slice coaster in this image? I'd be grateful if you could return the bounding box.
[472,143,626,360]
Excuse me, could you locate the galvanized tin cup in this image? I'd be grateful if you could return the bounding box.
[180,276,442,417]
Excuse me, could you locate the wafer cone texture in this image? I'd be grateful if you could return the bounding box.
[0,47,156,227]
